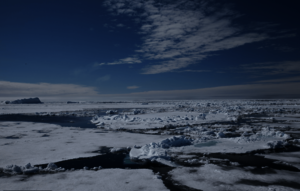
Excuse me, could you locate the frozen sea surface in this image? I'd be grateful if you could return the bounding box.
[0,121,171,166]
[1,99,300,190]
[0,169,168,191]
[170,164,300,191]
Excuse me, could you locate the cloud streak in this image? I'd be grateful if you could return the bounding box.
[97,75,111,82]
[127,85,139,89]
[0,81,98,98]
[256,76,300,83]
[2,80,300,101]
[242,61,300,75]
[102,0,286,74]
[104,82,300,100]
[107,57,142,65]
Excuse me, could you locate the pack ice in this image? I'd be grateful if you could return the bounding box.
[129,126,291,164]
[91,111,227,129]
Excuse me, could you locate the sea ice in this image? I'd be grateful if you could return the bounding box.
[130,136,192,160]
[2,162,60,175]
[170,164,300,191]
[91,111,229,130]
[1,99,300,190]
[0,121,171,166]
[0,169,169,191]
[263,151,300,169]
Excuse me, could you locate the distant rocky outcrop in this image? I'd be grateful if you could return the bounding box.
[1,101,11,104]
[4,97,43,104]
[67,101,79,104]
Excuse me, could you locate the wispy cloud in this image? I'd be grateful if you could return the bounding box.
[103,0,291,74]
[256,76,300,83]
[127,85,139,89]
[97,75,111,82]
[116,23,125,27]
[142,56,204,74]
[101,82,300,100]
[2,80,300,101]
[100,57,142,65]
[93,62,106,66]
[173,69,211,73]
[72,69,84,76]
[242,61,300,75]
[109,57,141,65]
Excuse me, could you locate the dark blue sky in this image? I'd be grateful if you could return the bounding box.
[1,0,300,100]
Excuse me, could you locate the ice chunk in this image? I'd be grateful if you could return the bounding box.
[46,163,58,170]
[25,163,33,169]
[12,165,22,173]
[267,141,288,149]
[110,147,127,153]
[292,139,300,144]
[216,131,226,138]
[130,136,192,160]
[195,114,206,120]
[23,167,39,174]
[155,158,179,167]
[106,110,118,114]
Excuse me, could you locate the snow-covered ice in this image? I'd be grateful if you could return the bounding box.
[130,136,192,160]
[129,126,291,162]
[0,169,168,191]
[0,102,170,114]
[1,99,300,190]
[170,164,300,191]
[0,121,171,166]
[91,111,229,129]
[263,151,300,169]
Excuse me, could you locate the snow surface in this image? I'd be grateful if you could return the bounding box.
[263,151,300,169]
[170,164,300,191]
[0,169,168,191]
[0,121,170,166]
[1,99,300,190]
[0,102,170,114]
[130,136,192,160]
[129,128,290,162]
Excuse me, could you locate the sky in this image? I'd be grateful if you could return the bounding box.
[1,0,300,101]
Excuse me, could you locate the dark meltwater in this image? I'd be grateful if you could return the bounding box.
[0,114,97,128]
[36,153,147,170]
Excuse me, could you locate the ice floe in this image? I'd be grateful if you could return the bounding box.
[1,99,300,190]
[263,151,300,170]
[0,121,171,166]
[0,169,168,191]
[1,162,64,175]
[91,111,229,129]
[170,164,300,191]
[130,136,192,161]
[129,126,293,166]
